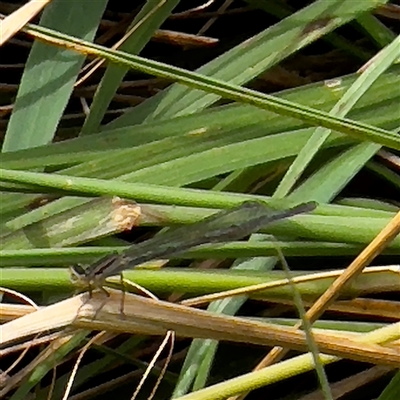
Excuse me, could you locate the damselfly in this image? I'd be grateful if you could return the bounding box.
[71,201,316,292]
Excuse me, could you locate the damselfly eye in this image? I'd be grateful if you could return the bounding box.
[70,264,86,279]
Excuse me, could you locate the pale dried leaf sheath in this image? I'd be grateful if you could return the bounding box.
[1,290,399,368]
[0,0,53,46]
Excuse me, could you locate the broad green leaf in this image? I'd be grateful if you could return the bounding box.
[2,0,107,152]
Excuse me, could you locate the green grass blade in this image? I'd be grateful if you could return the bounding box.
[1,0,107,152]
[2,64,399,170]
[356,12,396,47]
[377,372,400,400]
[274,33,400,198]
[81,0,180,135]
[109,0,388,126]
[17,10,400,149]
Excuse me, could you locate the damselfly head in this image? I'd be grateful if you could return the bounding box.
[69,264,89,287]
[70,262,110,291]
